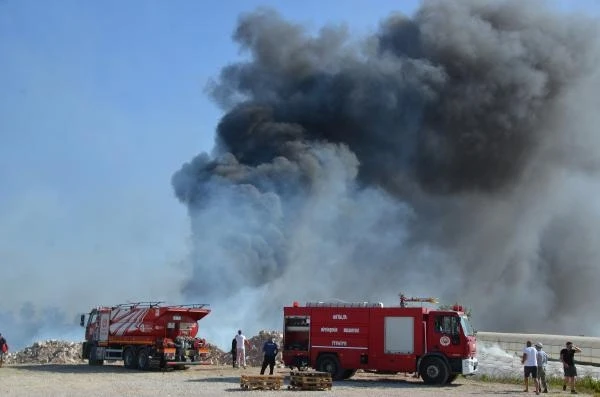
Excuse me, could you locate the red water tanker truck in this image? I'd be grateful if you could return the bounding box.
[283,294,478,384]
[80,301,211,370]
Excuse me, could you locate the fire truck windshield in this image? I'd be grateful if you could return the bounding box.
[88,311,97,327]
[460,315,475,336]
[434,315,459,335]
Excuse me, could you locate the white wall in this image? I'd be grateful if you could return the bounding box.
[478,332,600,366]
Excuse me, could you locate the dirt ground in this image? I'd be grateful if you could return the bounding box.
[0,363,593,397]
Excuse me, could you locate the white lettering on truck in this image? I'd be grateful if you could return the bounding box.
[332,314,347,320]
[332,340,347,346]
[320,327,338,333]
[343,328,360,333]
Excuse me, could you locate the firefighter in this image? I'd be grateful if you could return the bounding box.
[260,336,279,375]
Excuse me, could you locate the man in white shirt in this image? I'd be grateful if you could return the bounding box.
[522,340,540,394]
[235,330,250,369]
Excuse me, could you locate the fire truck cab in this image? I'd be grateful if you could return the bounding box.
[282,296,477,384]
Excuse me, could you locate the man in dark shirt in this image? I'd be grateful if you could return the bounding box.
[231,337,237,368]
[260,337,279,375]
[560,341,581,394]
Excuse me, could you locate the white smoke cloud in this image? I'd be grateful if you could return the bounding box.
[0,188,189,349]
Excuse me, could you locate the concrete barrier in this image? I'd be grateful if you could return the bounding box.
[478,331,600,366]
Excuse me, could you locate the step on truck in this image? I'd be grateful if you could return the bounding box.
[282,294,477,384]
[81,301,211,370]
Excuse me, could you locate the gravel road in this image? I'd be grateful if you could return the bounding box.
[0,363,593,397]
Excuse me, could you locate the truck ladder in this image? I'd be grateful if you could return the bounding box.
[305,302,383,308]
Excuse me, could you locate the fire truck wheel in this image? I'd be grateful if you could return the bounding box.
[420,357,449,385]
[137,348,150,371]
[342,369,357,379]
[123,348,137,369]
[316,354,344,380]
[446,374,459,384]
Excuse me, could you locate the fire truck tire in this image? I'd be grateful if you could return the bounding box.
[123,348,137,369]
[446,374,459,384]
[88,345,104,366]
[316,354,344,380]
[137,348,150,371]
[420,357,449,385]
[342,369,357,379]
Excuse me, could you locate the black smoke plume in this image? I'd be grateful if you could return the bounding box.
[173,0,600,343]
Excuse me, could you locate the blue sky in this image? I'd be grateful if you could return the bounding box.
[0,0,423,200]
[0,0,426,225]
[0,0,427,347]
[0,0,599,348]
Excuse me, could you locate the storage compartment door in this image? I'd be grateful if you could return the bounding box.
[384,317,414,354]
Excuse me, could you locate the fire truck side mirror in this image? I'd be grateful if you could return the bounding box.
[80,314,85,327]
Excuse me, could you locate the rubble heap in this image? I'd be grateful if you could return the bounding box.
[3,340,83,365]
[1,331,284,367]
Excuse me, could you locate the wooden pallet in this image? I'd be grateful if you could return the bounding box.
[240,375,284,390]
[288,371,332,391]
[289,370,332,378]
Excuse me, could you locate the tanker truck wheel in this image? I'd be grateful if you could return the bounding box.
[419,357,449,385]
[137,348,150,371]
[123,348,137,369]
[88,344,104,366]
[316,354,344,380]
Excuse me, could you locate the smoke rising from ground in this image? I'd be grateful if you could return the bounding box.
[0,190,189,350]
[173,0,600,344]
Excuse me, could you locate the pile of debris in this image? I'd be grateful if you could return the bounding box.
[206,330,284,367]
[1,331,284,367]
[3,340,83,365]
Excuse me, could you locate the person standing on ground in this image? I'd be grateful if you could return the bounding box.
[535,342,548,393]
[260,336,279,375]
[0,333,7,368]
[521,340,540,395]
[561,341,581,394]
[231,337,237,368]
[235,330,250,369]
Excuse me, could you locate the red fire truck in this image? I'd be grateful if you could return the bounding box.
[80,301,211,370]
[282,294,477,384]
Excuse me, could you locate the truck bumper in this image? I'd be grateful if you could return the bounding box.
[462,357,478,375]
[164,360,212,366]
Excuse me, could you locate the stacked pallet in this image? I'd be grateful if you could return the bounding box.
[240,374,284,390]
[288,371,333,391]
